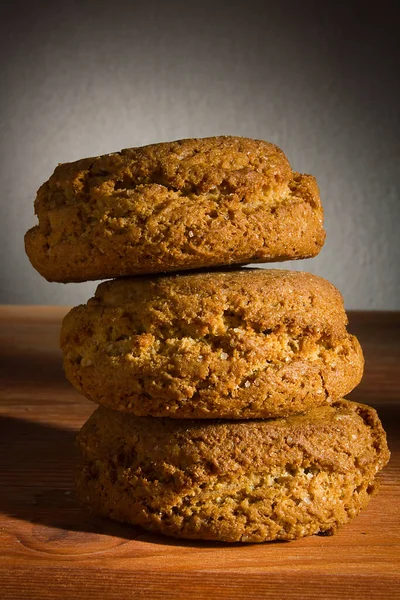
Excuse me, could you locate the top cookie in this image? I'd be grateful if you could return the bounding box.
[25,136,325,282]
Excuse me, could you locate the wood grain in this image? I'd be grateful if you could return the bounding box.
[0,307,399,599]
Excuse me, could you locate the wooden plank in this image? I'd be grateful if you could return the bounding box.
[0,307,399,599]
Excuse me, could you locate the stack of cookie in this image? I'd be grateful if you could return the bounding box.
[25,137,389,543]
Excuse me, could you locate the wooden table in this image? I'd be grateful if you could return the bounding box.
[0,307,399,599]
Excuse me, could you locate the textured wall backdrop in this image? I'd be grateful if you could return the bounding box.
[1,0,399,308]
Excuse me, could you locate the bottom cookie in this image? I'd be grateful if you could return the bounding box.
[76,400,389,543]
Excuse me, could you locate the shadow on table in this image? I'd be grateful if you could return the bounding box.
[0,415,241,549]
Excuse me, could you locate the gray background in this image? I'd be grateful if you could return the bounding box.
[1,0,399,308]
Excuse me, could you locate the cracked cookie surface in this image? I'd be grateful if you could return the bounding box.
[25,136,325,282]
[61,269,364,418]
[76,400,389,542]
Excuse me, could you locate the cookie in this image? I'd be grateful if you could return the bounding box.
[61,269,364,419]
[25,136,325,282]
[76,400,389,543]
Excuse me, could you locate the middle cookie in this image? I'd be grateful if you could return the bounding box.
[61,269,364,419]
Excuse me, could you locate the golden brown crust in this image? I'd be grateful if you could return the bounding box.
[76,400,390,543]
[61,269,364,419]
[24,136,325,282]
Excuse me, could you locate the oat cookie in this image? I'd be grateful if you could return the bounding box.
[76,400,389,543]
[61,269,364,419]
[25,136,325,282]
